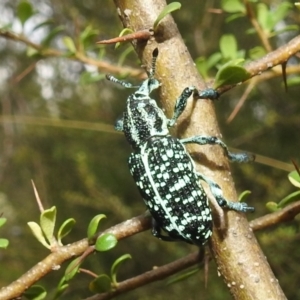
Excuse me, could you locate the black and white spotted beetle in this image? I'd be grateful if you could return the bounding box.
[107,48,254,246]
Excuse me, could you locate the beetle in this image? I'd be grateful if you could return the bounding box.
[106,48,254,245]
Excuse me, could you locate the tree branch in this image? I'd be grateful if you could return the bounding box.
[84,251,203,300]
[1,198,299,299]
[0,29,143,78]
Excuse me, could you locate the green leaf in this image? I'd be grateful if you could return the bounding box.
[266,202,279,212]
[225,12,245,23]
[153,2,181,31]
[27,46,40,57]
[195,57,209,79]
[214,60,251,88]
[115,28,134,49]
[23,285,47,300]
[166,267,199,285]
[0,239,9,249]
[53,283,68,300]
[195,53,222,79]
[65,257,81,281]
[32,20,55,32]
[89,274,112,293]
[80,25,99,49]
[221,0,245,13]
[27,222,50,249]
[57,218,76,245]
[87,214,106,240]
[0,217,7,227]
[17,1,34,26]
[62,36,76,53]
[95,233,118,252]
[41,25,64,47]
[271,2,292,28]
[288,170,300,188]
[249,46,266,59]
[111,254,132,286]
[53,276,70,299]
[277,191,300,208]
[40,206,56,245]
[257,3,272,33]
[238,190,251,202]
[206,52,223,70]
[220,34,238,60]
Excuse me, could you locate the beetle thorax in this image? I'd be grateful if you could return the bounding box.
[123,95,169,149]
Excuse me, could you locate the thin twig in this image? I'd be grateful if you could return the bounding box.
[0,29,144,78]
[217,35,300,96]
[84,251,203,300]
[97,29,152,44]
[250,201,300,231]
[244,0,272,52]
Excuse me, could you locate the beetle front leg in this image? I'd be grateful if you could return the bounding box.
[168,86,196,128]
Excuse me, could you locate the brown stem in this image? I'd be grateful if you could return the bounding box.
[1,199,299,300]
[0,29,143,78]
[84,251,203,300]
[250,201,300,231]
[217,35,300,96]
[0,214,151,300]
[244,0,272,52]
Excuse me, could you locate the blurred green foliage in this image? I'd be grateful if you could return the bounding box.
[0,0,300,299]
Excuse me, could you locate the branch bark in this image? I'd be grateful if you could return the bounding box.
[112,0,287,299]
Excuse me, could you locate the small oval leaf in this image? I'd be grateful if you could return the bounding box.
[87,214,107,240]
[111,254,132,286]
[41,25,65,47]
[63,36,77,53]
[166,267,199,285]
[57,218,76,245]
[17,1,34,26]
[0,238,9,249]
[40,206,56,245]
[266,202,279,212]
[0,217,7,227]
[27,222,50,249]
[53,283,69,300]
[222,0,246,13]
[23,285,47,300]
[153,2,181,31]
[95,233,117,252]
[288,170,300,188]
[115,28,133,49]
[65,257,81,281]
[89,275,111,293]
[238,190,252,202]
[220,34,238,60]
[277,191,300,208]
[32,20,55,32]
[214,61,251,89]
